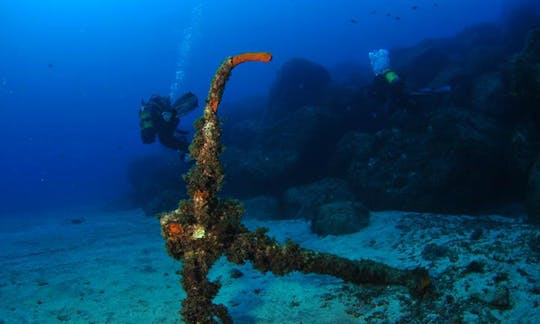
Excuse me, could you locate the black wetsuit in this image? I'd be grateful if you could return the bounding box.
[369,70,407,113]
[139,95,190,151]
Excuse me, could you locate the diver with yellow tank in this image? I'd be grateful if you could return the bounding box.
[367,49,451,114]
[368,49,407,113]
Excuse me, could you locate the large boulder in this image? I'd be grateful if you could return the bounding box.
[311,201,370,236]
[126,153,187,216]
[242,195,280,220]
[282,177,355,219]
[329,132,374,178]
[393,23,506,93]
[222,105,342,197]
[391,19,540,116]
[220,96,268,149]
[222,145,300,197]
[267,58,331,121]
[471,72,505,115]
[506,27,540,125]
[343,107,508,213]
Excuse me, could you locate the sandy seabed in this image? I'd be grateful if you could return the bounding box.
[0,207,539,323]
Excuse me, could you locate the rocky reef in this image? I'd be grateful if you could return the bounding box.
[125,153,188,216]
[219,11,540,225]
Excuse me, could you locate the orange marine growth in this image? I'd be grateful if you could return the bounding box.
[167,223,184,235]
[208,97,220,113]
[207,52,273,113]
[231,52,272,67]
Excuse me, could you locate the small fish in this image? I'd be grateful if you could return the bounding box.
[350,18,358,24]
[433,2,438,7]
[386,13,391,17]
[395,16,401,20]
[411,5,418,10]
[48,63,54,68]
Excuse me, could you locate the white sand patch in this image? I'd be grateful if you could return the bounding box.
[1,209,538,322]
[0,209,181,323]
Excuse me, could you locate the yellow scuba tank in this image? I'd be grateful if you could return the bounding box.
[139,105,157,144]
[382,69,400,85]
[139,109,154,130]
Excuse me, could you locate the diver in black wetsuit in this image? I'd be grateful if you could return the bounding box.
[139,92,198,152]
[367,48,451,115]
[368,48,408,113]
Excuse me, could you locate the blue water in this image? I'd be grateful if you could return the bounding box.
[3,1,540,323]
[0,0,523,213]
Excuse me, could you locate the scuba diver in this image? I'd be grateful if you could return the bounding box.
[367,49,408,113]
[139,92,198,153]
[367,48,451,115]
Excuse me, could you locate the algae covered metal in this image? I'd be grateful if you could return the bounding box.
[160,52,432,323]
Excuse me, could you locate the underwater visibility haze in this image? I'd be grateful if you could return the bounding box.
[0,0,507,212]
[1,0,540,322]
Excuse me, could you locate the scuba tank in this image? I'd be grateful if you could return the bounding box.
[139,99,157,144]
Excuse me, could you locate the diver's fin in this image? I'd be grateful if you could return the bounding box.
[173,92,199,117]
[410,85,451,97]
[434,85,451,93]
